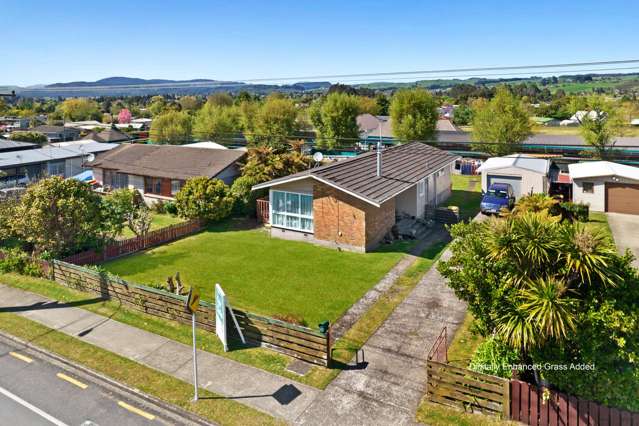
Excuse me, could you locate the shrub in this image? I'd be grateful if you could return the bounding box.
[164,201,178,216]
[0,248,43,277]
[230,175,263,216]
[558,201,589,222]
[151,200,166,214]
[469,336,520,378]
[175,177,234,222]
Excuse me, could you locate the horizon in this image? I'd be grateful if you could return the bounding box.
[3,0,638,87]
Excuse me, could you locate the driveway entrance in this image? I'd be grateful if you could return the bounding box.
[607,212,639,268]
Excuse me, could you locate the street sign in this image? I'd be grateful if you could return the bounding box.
[186,286,200,314]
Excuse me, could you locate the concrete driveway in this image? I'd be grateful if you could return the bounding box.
[607,213,639,268]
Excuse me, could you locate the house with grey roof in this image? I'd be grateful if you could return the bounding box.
[252,142,459,252]
[88,144,246,203]
[31,125,81,142]
[0,140,117,188]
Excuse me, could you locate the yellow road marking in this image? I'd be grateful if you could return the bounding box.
[56,373,88,389]
[118,401,155,420]
[9,352,33,364]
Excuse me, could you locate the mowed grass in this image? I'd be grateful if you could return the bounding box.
[447,174,482,220]
[105,222,410,327]
[119,213,185,239]
[587,211,614,242]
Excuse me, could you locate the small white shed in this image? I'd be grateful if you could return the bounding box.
[477,154,550,199]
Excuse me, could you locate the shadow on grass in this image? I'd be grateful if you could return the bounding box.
[447,189,482,221]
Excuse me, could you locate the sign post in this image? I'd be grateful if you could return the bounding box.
[185,286,200,401]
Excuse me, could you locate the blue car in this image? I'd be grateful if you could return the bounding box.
[480,183,516,215]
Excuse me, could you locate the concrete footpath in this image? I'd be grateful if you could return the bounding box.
[295,248,467,425]
[0,284,320,423]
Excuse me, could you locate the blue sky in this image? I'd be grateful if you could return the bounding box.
[3,0,639,86]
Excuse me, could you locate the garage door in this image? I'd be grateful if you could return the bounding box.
[606,183,639,214]
[487,175,522,198]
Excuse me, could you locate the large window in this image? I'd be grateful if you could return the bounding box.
[171,179,184,196]
[271,190,313,232]
[47,161,66,177]
[104,170,129,189]
[145,177,162,195]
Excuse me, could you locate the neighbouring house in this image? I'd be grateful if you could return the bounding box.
[477,154,551,199]
[31,125,81,142]
[83,127,131,143]
[252,142,459,252]
[0,139,39,153]
[0,140,117,188]
[89,144,246,202]
[0,116,30,131]
[64,120,105,131]
[568,161,639,215]
[356,113,458,148]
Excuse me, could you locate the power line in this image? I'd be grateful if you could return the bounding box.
[17,59,639,92]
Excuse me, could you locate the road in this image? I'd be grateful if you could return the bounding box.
[0,335,203,426]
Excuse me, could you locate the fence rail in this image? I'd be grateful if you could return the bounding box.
[43,259,330,365]
[426,327,639,425]
[63,219,203,265]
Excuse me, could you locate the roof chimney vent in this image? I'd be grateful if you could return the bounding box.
[376,138,382,177]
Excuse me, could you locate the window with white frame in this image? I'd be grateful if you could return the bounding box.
[171,179,183,195]
[271,190,313,232]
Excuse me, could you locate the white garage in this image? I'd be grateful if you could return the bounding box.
[568,161,639,214]
[477,154,550,199]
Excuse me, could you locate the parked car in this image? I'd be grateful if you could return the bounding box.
[480,183,515,215]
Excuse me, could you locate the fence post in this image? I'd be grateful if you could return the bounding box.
[503,380,511,419]
[326,324,332,368]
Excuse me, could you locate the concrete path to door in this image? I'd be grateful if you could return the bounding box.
[607,212,639,269]
[295,247,467,425]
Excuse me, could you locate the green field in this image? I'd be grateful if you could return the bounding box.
[105,222,411,326]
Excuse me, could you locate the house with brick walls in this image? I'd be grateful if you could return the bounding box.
[252,142,460,252]
[89,143,246,204]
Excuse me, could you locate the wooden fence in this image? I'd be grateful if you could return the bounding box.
[63,219,203,265]
[427,360,510,417]
[256,198,269,224]
[230,309,330,366]
[45,259,330,365]
[511,380,639,426]
[426,327,639,425]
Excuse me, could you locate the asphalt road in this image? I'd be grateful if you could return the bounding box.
[0,335,197,426]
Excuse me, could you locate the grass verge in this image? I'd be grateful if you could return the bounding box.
[0,312,281,426]
[416,400,516,426]
[587,211,613,242]
[446,313,484,368]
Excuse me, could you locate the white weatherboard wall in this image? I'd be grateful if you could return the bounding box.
[572,176,639,212]
[480,166,548,198]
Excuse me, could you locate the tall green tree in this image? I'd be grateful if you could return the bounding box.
[192,101,240,140]
[309,92,360,149]
[389,88,439,142]
[577,95,624,159]
[246,95,299,150]
[149,110,192,144]
[471,86,532,156]
[57,98,101,121]
[10,177,104,256]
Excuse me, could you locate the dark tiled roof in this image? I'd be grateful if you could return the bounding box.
[254,142,459,206]
[89,144,246,180]
[83,127,131,143]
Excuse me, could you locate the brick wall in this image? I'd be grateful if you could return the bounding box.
[313,182,395,251]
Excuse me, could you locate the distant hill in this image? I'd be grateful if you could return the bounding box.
[46,76,237,88]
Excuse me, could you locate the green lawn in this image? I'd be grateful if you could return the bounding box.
[446,174,482,220]
[587,211,614,242]
[119,213,185,239]
[105,222,411,327]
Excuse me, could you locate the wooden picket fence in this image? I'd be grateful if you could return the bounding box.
[511,380,639,426]
[63,219,203,265]
[44,259,330,365]
[426,327,639,425]
[256,198,269,224]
